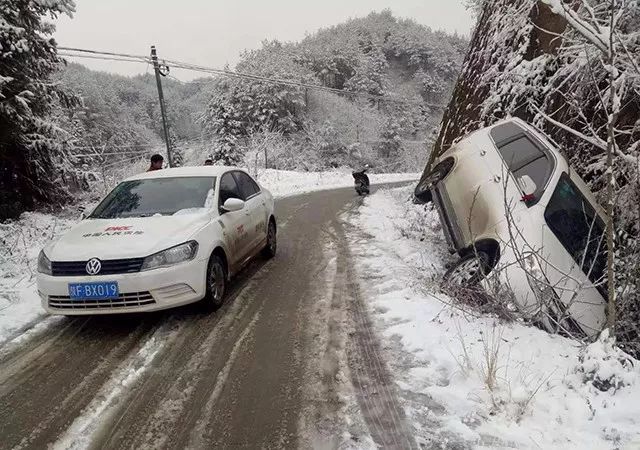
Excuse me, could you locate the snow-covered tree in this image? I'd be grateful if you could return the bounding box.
[0,0,76,219]
[168,130,183,167]
[376,119,402,158]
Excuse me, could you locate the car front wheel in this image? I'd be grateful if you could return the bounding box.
[414,158,454,204]
[204,254,226,311]
[444,251,491,287]
[262,220,277,259]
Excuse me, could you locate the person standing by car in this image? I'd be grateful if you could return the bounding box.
[147,154,164,171]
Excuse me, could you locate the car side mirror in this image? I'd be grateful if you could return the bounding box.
[222,198,245,212]
[518,175,538,204]
[518,175,537,195]
[79,205,88,220]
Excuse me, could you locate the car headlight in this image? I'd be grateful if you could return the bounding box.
[141,241,199,271]
[37,250,52,275]
[523,252,559,302]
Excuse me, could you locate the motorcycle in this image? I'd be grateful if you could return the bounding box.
[352,170,370,196]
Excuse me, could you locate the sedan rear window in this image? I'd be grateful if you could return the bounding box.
[91,177,216,218]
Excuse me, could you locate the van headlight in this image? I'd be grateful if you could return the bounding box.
[37,250,52,275]
[141,241,199,271]
[523,252,560,303]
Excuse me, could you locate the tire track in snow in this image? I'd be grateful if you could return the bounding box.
[89,259,271,450]
[115,279,262,450]
[0,317,90,394]
[186,308,262,448]
[0,317,170,450]
[11,323,152,450]
[51,319,183,450]
[325,225,397,447]
[332,216,418,449]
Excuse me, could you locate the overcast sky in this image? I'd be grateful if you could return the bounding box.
[55,0,475,81]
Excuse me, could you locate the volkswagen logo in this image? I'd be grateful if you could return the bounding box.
[85,258,102,275]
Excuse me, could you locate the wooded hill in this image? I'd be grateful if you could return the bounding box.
[57,10,467,173]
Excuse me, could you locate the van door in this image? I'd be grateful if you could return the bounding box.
[541,173,607,335]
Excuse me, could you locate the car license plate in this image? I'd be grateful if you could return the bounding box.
[68,282,119,300]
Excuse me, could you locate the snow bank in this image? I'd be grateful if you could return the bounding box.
[345,186,640,449]
[0,213,76,345]
[253,168,419,198]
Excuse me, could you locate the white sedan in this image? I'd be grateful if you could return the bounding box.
[36,166,276,314]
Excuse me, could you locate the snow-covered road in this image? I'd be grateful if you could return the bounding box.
[0,183,415,449]
[3,179,636,450]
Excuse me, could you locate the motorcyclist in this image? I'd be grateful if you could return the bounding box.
[352,165,370,195]
[352,165,370,187]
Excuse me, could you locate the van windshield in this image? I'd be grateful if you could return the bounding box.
[544,173,606,290]
[90,177,217,219]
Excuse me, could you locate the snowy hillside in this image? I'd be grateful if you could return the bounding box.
[345,186,640,449]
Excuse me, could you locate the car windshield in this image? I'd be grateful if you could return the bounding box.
[90,177,217,219]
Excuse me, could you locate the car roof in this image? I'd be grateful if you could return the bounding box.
[123,165,246,182]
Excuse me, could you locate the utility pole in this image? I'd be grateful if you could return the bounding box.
[151,45,173,167]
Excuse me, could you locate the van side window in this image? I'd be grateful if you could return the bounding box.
[544,173,607,289]
[513,156,551,196]
[494,132,553,202]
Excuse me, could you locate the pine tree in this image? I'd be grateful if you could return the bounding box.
[377,119,402,158]
[168,130,184,167]
[0,0,76,220]
[211,134,242,166]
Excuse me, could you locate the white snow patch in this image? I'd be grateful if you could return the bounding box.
[254,168,419,199]
[345,186,640,449]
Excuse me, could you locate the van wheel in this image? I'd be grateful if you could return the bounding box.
[414,158,454,204]
[204,255,226,311]
[262,220,277,259]
[444,251,491,287]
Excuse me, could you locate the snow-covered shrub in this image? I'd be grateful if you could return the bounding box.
[0,212,74,280]
[576,329,636,392]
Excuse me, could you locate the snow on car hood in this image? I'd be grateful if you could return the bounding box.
[46,214,211,261]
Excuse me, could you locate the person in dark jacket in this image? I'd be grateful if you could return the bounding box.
[352,166,370,186]
[147,154,164,171]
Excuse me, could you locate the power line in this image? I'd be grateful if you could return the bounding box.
[59,52,148,64]
[68,151,152,158]
[58,47,149,62]
[58,46,446,108]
